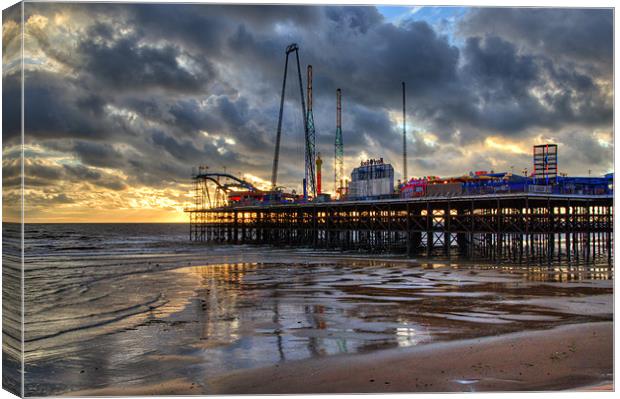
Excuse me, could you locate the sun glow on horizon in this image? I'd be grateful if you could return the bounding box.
[484,137,529,155]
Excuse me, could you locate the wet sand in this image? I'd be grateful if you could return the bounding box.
[38,254,611,396]
[211,321,613,393]
[68,322,612,395]
[17,224,613,395]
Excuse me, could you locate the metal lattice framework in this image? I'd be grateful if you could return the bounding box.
[187,193,613,265]
[191,168,258,209]
[305,65,317,198]
[334,88,344,198]
[533,144,558,184]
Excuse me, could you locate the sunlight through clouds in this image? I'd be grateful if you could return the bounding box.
[2,4,612,222]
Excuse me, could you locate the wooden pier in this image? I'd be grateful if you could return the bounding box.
[187,193,613,265]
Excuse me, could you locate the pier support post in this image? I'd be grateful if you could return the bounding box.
[496,199,502,263]
[406,203,412,257]
[444,204,451,256]
[455,207,468,257]
[191,194,611,265]
[233,211,238,244]
[426,204,433,257]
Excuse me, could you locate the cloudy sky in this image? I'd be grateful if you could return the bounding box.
[2,3,613,222]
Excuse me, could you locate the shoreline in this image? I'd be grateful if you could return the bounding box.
[66,321,613,395]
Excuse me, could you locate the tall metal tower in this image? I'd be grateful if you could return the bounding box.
[316,152,323,195]
[270,43,311,194]
[305,65,317,198]
[334,88,344,198]
[402,81,407,181]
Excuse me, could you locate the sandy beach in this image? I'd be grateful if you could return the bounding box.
[19,224,613,396]
[211,321,613,393]
[69,321,612,395]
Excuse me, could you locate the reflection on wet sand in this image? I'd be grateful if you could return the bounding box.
[25,259,613,396]
[173,260,611,363]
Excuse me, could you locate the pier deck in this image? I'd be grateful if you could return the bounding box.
[187,193,613,264]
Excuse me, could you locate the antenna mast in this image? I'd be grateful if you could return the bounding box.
[402,81,407,181]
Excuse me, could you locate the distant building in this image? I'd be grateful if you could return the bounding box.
[348,159,394,200]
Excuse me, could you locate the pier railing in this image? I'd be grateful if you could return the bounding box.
[187,193,613,265]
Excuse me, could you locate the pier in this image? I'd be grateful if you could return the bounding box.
[188,193,613,265]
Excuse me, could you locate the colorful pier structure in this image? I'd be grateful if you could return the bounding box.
[187,192,613,265]
[187,43,612,266]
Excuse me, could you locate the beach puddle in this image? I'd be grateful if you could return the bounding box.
[452,379,480,392]
[453,379,479,385]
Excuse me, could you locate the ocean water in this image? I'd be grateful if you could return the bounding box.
[1,223,613,395]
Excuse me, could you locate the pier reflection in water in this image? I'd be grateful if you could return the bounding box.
[174,260,612,359]
[24,259,612,396]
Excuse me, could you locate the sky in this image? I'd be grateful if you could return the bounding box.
[2,3,613,223]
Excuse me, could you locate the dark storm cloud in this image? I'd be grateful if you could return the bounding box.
[151,130,207,161]
[324,5,384,33]
[128,4,322,50]
[2,3,21,53]
[2,6,22,146]
[22,70,118,140]
[396,9,611,143]
[541,60,613,127]
[561,131,613,169]
[301,17,461,111]
[72,141,125,169]
[453,35,545,135]
[167,99,223,134]
[2,72,21,143]
[459,8,613,76]
[463,36,538,95]
[21,3,613,193]
[76,94,107,119]
[63,164,102,182]
[432,33,612,139]
[77,25,216,94]
[19,160,129,191]
[216,96,250,127]
[349,106,393,147]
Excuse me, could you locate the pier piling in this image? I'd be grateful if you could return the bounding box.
[188,194,613,265]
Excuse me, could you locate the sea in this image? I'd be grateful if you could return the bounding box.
[1,223,614,395]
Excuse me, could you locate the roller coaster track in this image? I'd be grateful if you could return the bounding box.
[193,172,258,193]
